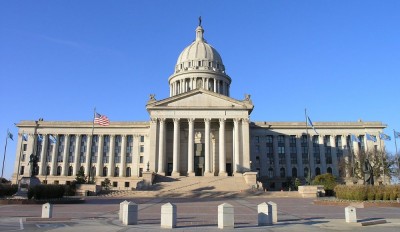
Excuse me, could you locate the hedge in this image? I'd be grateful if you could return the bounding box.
[28,185,65,200]
[334,185,400,201]
[0,184,18,197]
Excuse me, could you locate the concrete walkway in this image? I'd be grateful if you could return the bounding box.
[1,197,399,231]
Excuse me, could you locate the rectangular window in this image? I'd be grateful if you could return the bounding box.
[20,166,24,175]
[266,135,273,143]
[277,135,284,143]
[139,156,144,163]
[279,154,285,165]
[254,136,260,143]
[125,182,130,188]
[23,144,27,151]
[255,145,260,153]
[140,136,144,143]
[113,181,118,187]
[290,153,297,164]
[140,145,144,153]
[302,153,308,164]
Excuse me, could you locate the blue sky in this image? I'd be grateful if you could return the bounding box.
[1,1,399,180]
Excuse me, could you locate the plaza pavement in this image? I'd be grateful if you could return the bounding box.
[0,196,400,232]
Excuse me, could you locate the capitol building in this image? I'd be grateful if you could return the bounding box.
[12,23,386,190]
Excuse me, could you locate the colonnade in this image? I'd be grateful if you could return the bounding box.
[154,117,250,177]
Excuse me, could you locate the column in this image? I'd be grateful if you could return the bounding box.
[39,135,48,175]
[330,135,338,176]
[342,135,350,178]
[50,135,58,176]
[222,82,225,95]
[187,118,195,176]
[120,135,127,177]
[158,119,166,175]
[319,135,326,174]
[172,118,180,176]
[233,118,240,173]
[73,135,81,176]
[204,118,211,175]
[241,118,251,171]
[214,79,217,93]
[108,135,115,177]
[61,135,70,176]
[149,118,158,172]
[85,135,92,177]
[96,135,103,177]
[284,136,291,177]
[218,118,227,175]
[296,134,304,177]
[273,135,279,177]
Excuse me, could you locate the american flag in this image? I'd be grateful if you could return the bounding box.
[94,112,110,126]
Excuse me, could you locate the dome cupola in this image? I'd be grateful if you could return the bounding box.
[168,19,231,97]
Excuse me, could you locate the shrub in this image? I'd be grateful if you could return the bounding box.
[334,185,400,201]
[0,184,18,197]
[367,186,375,200]
[312,174,338,196]
[27,185,65,200]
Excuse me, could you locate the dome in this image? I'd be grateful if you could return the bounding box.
[168,23,231,98]
[174,26,226,73]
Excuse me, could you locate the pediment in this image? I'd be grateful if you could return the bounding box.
[146,89,253,111]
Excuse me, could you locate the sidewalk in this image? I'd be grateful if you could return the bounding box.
[1,197,399,231]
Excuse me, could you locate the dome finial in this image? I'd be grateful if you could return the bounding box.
[195,17,204,41]
[198,16,202,26]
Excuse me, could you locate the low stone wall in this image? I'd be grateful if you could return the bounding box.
[298,185,325,198]
[76,184,101,196]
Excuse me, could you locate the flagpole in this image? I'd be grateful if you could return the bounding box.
[304,108,311,184]
[394,130,399,180]
[379,132,385,184]
[88,107,96,183]
[1,129,10,179]
[16,131,25,184]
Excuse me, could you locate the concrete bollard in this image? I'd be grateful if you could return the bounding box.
[122,202,138,225]
[119,200,129,221]
[267,201,277,223]
[218,203,234,229]
[41,203,53,218]
[258,202,272,226]
[345,206,357,223]
[161,202,176,228]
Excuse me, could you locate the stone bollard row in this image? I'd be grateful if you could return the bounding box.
[117,201,278,229]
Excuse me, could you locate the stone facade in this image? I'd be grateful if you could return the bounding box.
[11,24,386,190]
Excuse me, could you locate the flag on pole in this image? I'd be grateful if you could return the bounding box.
[307,116,318,134]
[395,130,400,138]
[350,134,360,143]
[38,134,43,143]
[22,133,28,141]
[49,135,57,144]
[7,131,13,141]
[379,133,391,141]
[366,133,377,142]
[94,112,110,126]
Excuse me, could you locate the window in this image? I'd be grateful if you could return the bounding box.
[255,145,260,154]
[68,166,73,176]
[266,135,273,143]
[46,166,51,175]
[268,168,274,178]
[290,153,297,164]
[126,135,133,163]
[80,135,87,163]
[91,135,99,164]
[140,136,144,143]
[139,156,144,163]
[277,135,284,143]
[327,167,332,174]
[113,182,118,187]
[139,168,143,177]
[279,154,285,165]
[302,153,308,164]
[57,135,65,162]
[103,135,110,164]
[140,145,144,153]
[292,167,297,178]
[125,182,130,188]
[103,167,108,176]
[57,166,62,176]
[280,167,285,178]
[315,167,321,176]
[114,135,121,164]
[23,144,27,151]
[126,167,131,177]
[254,136,260,143]
[20,166,24,175]
[304,167,309,178]
[114,167,119,177]
[68,135,76,163]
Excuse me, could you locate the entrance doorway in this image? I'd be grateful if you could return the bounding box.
[194,143,204,176]
[167,163,172,176]
[226,163,232,176]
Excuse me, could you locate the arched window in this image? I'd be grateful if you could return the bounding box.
[114,167,119,177]
[315,167,321,176]
[327,167,333,174]
[268,168,274,178]
[46,166,51,175]
[68,166,73,176]
[292,167,297,178]
[280,167,285,178]
[57,166,62,176]
[126,167,131,177]
[103,167,108,177]
[304,167,309,178]
[91,166,96,177]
